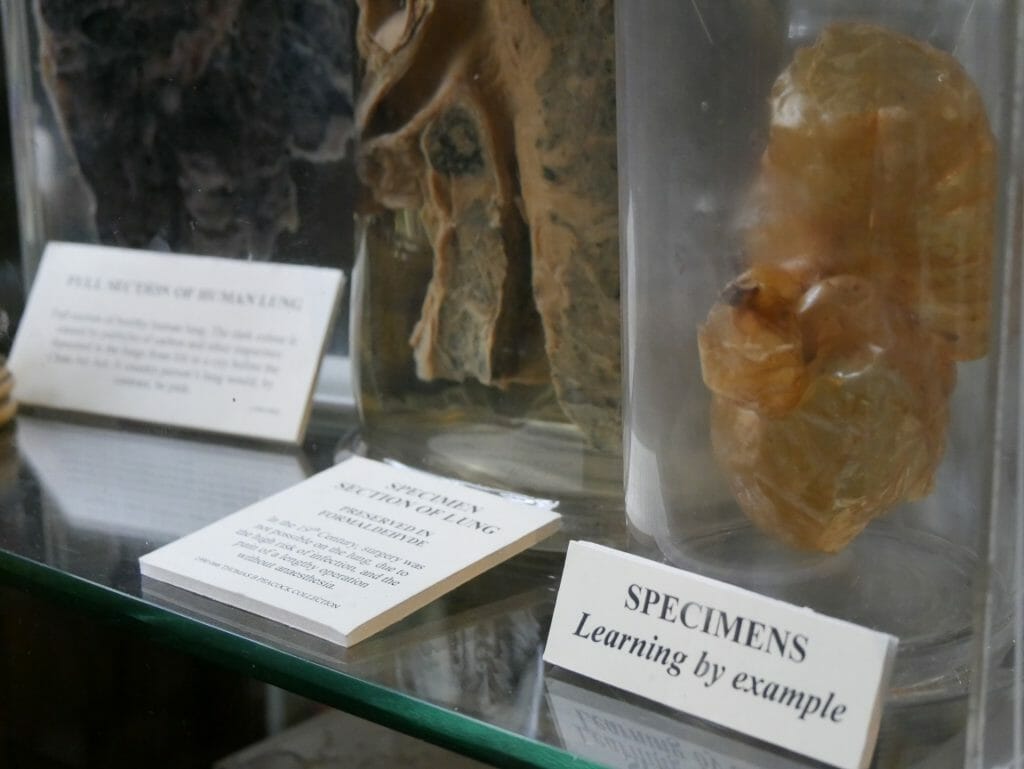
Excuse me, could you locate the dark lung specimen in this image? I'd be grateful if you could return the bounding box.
[38,0,355,259]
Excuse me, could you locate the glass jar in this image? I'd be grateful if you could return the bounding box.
[350,1,623,543]
[618,0,1020,711]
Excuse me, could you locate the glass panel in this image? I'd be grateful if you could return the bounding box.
[0,413,1005,768]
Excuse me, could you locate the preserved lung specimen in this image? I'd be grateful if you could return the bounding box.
[410,89,532,387]
[699,24,996,551]
[356,0,620,449]
[492,1,621,449]
[36,0,355,258]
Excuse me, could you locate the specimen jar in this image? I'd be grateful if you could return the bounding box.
[350,1,623,542]
[618,0,1022,718]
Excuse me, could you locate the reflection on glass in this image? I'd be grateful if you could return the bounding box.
[547,676,980,769]
[18,415,309,541]
[547,677,810,769]
[215,710,487,769]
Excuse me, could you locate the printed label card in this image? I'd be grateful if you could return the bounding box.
[140,457,561,646]
[544,542,898,769]
[9,242,344,443]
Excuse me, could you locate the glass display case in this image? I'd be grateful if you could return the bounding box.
[618,0,1020,738]
[0,412,1019,768]
[349,1,623,543]
[0,2,1019,767]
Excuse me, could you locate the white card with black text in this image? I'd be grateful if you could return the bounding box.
[543,542,898,769]
[9,242,343,443]
[140,457,561,646]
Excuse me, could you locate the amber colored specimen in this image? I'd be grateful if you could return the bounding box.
[747,23,996,360]
[700,24,994,552]
[705,277,955,552]
[699,264,813,417]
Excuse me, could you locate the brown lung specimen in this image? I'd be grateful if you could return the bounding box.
[356,0,621,449]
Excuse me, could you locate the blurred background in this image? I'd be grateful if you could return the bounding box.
[0,30,276,769]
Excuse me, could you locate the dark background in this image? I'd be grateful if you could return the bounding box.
[0,32,22,339]
[0,584,269,768]
[0,35,300,769]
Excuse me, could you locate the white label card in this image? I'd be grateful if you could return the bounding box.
[9,242,344,443]
[140,457,561,646]
[543,542,898,769]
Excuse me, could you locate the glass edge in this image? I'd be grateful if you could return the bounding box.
[0,550,606,769]
[966,2,1024,767]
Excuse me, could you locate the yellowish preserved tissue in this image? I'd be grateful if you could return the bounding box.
[699,24,996,552]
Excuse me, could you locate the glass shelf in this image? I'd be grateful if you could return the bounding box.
[0,411,1011,769]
